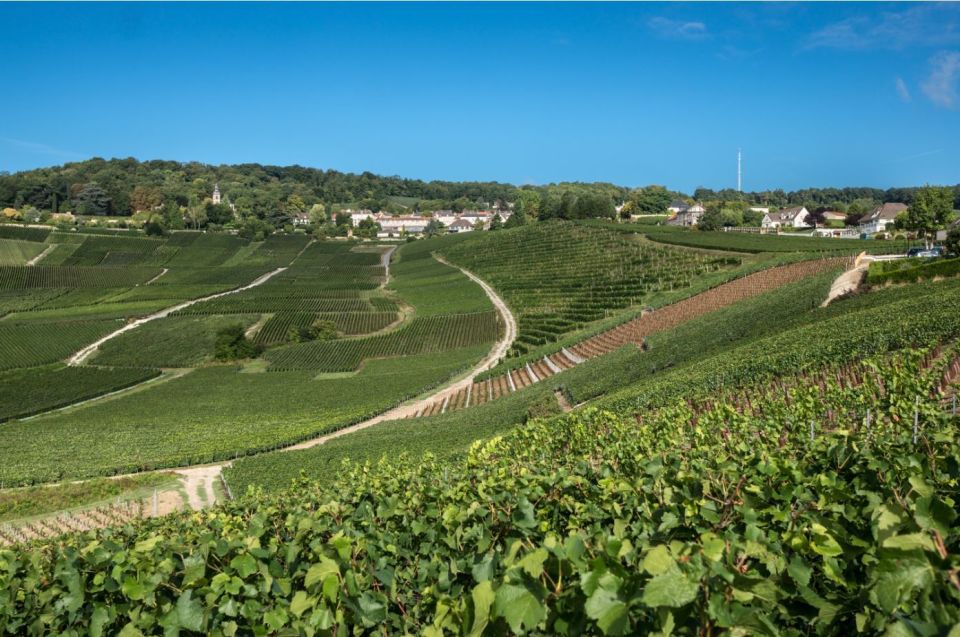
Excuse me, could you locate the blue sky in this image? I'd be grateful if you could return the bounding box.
[1,2,959,193]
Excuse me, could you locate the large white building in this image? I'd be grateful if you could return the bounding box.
[761,206,812,229]
[347,209,501,234]
[858,203,907,235]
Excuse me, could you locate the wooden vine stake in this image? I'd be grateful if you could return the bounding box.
[913,396,919,446]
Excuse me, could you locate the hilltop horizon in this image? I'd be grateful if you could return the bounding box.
[5,155,958,200]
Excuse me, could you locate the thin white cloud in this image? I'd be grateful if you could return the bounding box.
[895,77,911,102]
[1,137,85,160]
[804,5,960,51]
[894,149,944,162]
[648,17,710,41]
[921,51,960,108]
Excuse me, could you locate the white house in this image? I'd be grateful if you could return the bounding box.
[761,206,811,229]
[666,202,705,226]
[348,210,375,226]
[859,203,907,235]
[292,212,310,226]
[434,211,459,227]
[448,218,475,233]
[667,199,690,214]
[377,214,429,234]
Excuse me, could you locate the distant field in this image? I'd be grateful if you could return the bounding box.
[0,225,51,242]
[0,238,46,265]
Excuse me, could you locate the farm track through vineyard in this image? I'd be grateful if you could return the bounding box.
[65,266,289,366]
[411,255,849,417]
[15,254,850,538]
[0,244,863,544]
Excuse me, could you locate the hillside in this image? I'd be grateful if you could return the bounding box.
[0,222,959,634]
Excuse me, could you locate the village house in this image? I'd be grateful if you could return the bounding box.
[667,199,690,214]
[434,211,459,227]
[348,210,375,226]
[666,202,705,226]
[375,213,429,235]
[761,206,812,229]
[291,212,310,226]
[447,218,475,233]
[859,202,908,235]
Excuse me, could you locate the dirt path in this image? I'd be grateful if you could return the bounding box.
[33,250,516,512]
[66,266,288,366]
[144,268,168,285]
[820,252,897,307]
[25,244,55,266]
[283,255,517,451]
[245,314,271,339]
[175,465,221,510]
[555,390,573,413]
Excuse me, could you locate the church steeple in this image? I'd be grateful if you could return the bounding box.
[212,183,221,205]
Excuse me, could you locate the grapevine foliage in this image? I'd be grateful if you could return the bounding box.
[2,348,958,634]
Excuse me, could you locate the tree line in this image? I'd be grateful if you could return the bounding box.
[1,157,957,232]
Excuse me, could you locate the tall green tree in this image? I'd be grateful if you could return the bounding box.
[75,182,111,215]
[906,186,955,246]
[630,186,673,215]
[504,207,528,228]
[574,192,615,219]
[514,190,541,218]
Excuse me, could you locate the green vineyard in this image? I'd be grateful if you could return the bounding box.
[0,265,162,288]
[265,311,501,371]
[0,365,161,422]
[440,221,740,356]
[5,345,957,634]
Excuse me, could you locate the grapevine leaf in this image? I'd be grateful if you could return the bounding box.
[787,557,812,588]
[915,496,956,536]
[177,590,205,632]
[181,553,205,587]
[290,591,313,618]
[305,557,339,589]
[585,588,629,635]
[643,545,675,575]
[493,583,545,633]
[642,572,699,608]
[882,534,934,552]
[468,581,495,636]
[231,554,258,578]
[89,605,110,637]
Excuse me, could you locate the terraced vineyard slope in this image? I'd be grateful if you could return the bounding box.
[411,256,846,416]
[439,221,741,358]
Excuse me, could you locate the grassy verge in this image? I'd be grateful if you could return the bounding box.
[0,473,177,523]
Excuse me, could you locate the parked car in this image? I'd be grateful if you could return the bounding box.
[907,246,944,258]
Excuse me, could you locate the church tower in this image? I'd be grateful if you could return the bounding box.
[212,183,222,205]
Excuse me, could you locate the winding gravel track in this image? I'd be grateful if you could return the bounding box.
[282,254,517,451]
[66,267,288,366]
[25,244,56,266]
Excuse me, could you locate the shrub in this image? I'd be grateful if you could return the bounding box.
[214,324,262,360]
